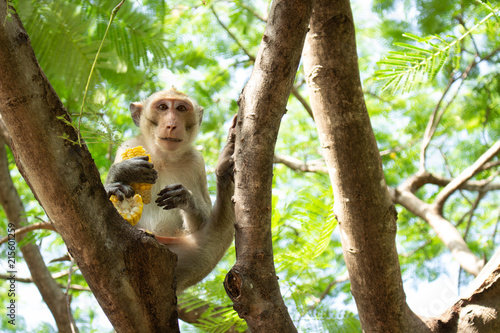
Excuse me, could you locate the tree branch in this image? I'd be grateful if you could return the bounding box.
[290,85,314,119]
[0,273,91,292]
[0,4,179,331]
[273,154,327,173]
[0,221,56,245]
[419,57,476,171]
[433,140,500,214]
[211,7,255,62]
[240,2,267,22]
[225,1,312,331]
[462,192,486,241]
[212,6,314,120]
[309,273,349,309]
[303,0,426,330]
[401,170,500,193]
[389,187,484,275]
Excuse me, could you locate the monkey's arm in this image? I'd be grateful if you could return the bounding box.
[210,114,237,231]
[170,118,236,291]
[155,178,211,233]
[105,140,157,200]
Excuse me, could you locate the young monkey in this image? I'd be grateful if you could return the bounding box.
[105,89,236,292]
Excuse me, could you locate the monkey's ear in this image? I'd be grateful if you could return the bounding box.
[199,107,204,125]
[130,102,143,127]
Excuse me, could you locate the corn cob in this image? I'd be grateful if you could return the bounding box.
[109,146,153,225]
[110,194,143,226]
[120,146,153,204]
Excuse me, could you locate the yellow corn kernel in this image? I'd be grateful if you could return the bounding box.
[109,146,154,225]
[110,194,143,226]
[121,146,153,204]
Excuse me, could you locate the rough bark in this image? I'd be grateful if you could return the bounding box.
[223,0,312,331]
[0,3,179,332]
[425,266,500,332]
[303,0,428,331]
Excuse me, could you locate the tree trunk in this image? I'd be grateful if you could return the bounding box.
[303,0,428,331]
[0,2,179,331]
[303,0,500,331]
[223,0,312,331]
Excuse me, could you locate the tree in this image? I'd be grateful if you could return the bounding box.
[1,0,500,332]
[0,0,180,331]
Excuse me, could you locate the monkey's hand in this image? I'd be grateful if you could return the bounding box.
[155,184,195,211]
[105,183,135,201]
[215,114,237,181]
[106,156,157,185]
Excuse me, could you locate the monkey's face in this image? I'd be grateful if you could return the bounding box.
[130,90,203,154]
[145,98,199,152]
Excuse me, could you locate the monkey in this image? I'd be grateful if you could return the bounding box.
[105,88,236,292]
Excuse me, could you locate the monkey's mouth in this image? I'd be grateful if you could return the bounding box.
[157,137,182,143]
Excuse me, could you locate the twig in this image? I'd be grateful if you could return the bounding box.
[420,57,476,170]
[400,239,433,258]
[66,255,77,333]
[433,140,500,214]
[308,273,349,311]
[77,0,126,145]
[0,273,90,291]
[240,3,267,22]
[462,192,486,240]
[0,222,56,245]
[211,7,255,61]
[291,85,314,119]
[212,6,314,120]
[273,154,328,173]
[492,208,500,245]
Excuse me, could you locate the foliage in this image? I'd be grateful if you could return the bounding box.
[375,2,500,92]
[1,0,499,332]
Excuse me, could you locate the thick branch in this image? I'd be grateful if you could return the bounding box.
[303,0,426,331]
[225,1,312,331]
[0,4,179,331]
[389,187,484,276]
[402,170,500,194]
[428,264,500,331]
[433,140,500,214]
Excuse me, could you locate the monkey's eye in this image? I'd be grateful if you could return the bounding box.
[158,104,168,111]
[177,105,187,112]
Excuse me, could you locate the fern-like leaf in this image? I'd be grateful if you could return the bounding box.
[312,210,337,259]
[375,35,456,93]
[375,5,499,93]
